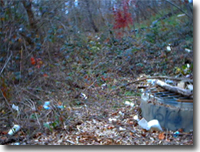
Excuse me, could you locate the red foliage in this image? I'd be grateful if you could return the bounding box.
[113,0,133,29]
[30,57,43,68]
[30,57,36,65]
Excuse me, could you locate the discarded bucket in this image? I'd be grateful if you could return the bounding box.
[140,91,193,132]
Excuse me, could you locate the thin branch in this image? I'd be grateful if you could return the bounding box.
[0,52,12,75]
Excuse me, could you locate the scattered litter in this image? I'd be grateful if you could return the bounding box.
[133,115,139,122]
[12,104,19,112]
[185,48,191,53]
[165,80,174,84]
[177,81,185,89]
[108,118,117,123]
[186,84,193,92]
[43,101,51,110]
[147,79,156,85]
[57,105,64,109]
[13,142,20,145]
[119,127,126,131]
[173,131,180,137]
[80,93,87,100]
[43,101,64,110]
[141,93,150,102]
[8,124,21,136]
[177,14,185,17]
[138,118,163,132]
[166,45,171,52]
[118,111,124,117]
[101,83,107,90]
[124,101,135,107]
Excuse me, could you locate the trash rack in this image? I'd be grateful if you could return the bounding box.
[140,80,193,132]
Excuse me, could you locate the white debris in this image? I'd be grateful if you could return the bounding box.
[187,84,193,92]
[166,46,171,52]
[80,93,87,100]
[8,125,21,136]
[108,118,117,122]
[101,83,107,90]
[119,127,126,131]
[177,81,185,89]
[133,115,139,122]
[138,118,163,132]
[177,14,185,17]
[185,48,191,53]
[141,93,150,101]
[118,111,124,117]
[12,104,19,112]
[147,79,156,85]
[43,101,51,110]
[124,101,135,107]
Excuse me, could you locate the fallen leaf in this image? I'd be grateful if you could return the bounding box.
[158,132,165,140]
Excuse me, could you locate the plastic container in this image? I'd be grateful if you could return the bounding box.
[140,92,193,132]
[8,125,21,136]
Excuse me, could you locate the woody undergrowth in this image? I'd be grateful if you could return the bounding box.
[0,3,193,144]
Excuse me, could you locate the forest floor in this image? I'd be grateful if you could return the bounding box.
[0,11,193,145]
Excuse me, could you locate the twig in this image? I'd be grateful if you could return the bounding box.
[0,52,12,75]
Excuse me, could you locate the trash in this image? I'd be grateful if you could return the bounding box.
[124,101,134,107]
[80,93,87,100]
[101,83,107,90]
[118,111,124,117]
[8,125,21,136]
[165,80,174,84]
[186,84,193,92]
[43,101,64,110]
[43,101,51,110]
[166,45,171,52]
[185,48,191,53]
[13,142,20,145]
[133,115,139,122]
[173,131,180,137]
[177,81,185,89]
[119,127,126,131]
[147,79,156,85]
[141,93,150,102]
[108,118,117,123]
[177,14,185,17]
[138,118,163,132]
[12,104,19,112]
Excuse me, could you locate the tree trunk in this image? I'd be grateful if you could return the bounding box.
[84,0,99,33]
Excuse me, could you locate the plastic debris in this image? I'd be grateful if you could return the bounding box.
[138,118,163,132]
[141,93,150,102]
[43,101,64,110]
[13,142,20,145]
[166,45,171,52]
[8,125,21,136]
[165,80,174,84]
[124,101,134,107]
[133,115,139,122]
[185,48,191,53]
[43,101,51,110]
[119,127,126,131]
[108,118,117,122]
[80,93,87,100]
[147,79,156,85]
[118,111,124,117]
[177,14,185,17]
[12,104,19,112]
[101,83,107,90]
[173,131,180,137]
[187,84,193,92]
